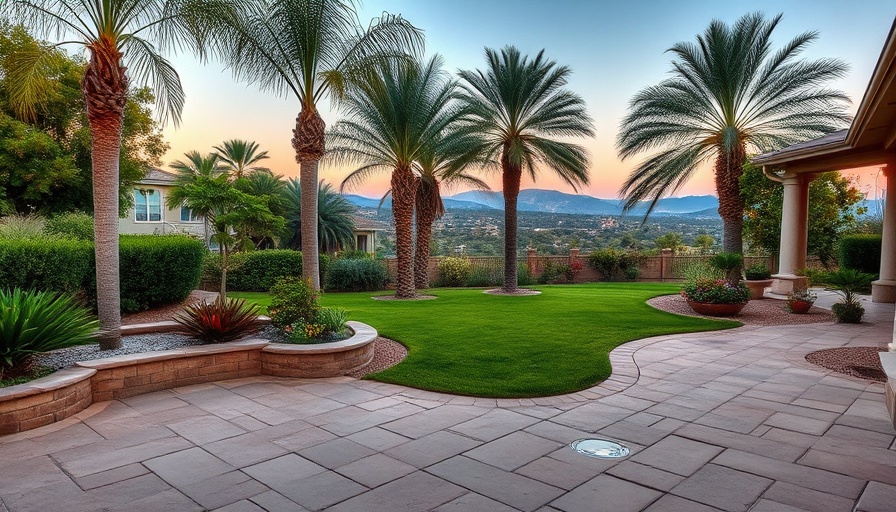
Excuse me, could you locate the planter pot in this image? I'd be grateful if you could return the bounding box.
[686,300,748,317]
[744,279,773,300]
[787,300,814,314]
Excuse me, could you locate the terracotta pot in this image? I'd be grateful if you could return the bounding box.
[788,300,814,314]
[744,279,773,300]
[686,300,748,317]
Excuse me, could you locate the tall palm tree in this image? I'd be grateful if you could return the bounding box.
[1,0,223,348]
[282,180,355,255]
[617,12,850,253]
[460,46,594,293]
[217,0,423,290]
[330,55,465,298]
[213,139,270,180]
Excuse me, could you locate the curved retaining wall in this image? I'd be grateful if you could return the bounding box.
[0,321,377,435]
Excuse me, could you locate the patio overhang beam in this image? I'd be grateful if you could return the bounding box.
[759,147,893,175]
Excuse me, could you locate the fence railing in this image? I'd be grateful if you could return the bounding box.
[383,249,779,285]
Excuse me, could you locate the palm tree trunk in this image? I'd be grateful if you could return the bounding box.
[715,145,746,253]
[414,184,438,290]
[83,36,128,350]
[502,161,522,293]
[292,108,326,290]
[392,165,418,298]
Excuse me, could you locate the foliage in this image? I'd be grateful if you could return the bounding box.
[283,319,326,343]
[838,234,881,275]
[694,234,715,253]
[538,261,572,284]
[681,261,724,283]
[466,265,503,287]
[741,163,863,265]
[743,263,771,281]
[654,232,683,252]
[214,139,270,180]
[282,180,355,253]
[0,213,46,239]
[617,12,850,252]
[709,251,743,284]
[325,258,388,292]
[111,235,206,313]
[0,288,97,372]
[315,307,348,335]
[0,365,53,387]
[173,297,261,343]
[227,250,303,292]
[682,279,750,304]
[588,248,643,281]
[517,263,536,286]
[438,257,474,287]
[268,277,319,329]
[826,267,872,323]
[45,212,93,240]
[0,236,93,292]
[232,283,736,397]
[338,250,375,260]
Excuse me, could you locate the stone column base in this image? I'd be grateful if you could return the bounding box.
[872,279,896,303]
[770,274,810,295]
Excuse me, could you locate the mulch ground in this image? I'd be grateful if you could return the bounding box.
[805,346,887,382]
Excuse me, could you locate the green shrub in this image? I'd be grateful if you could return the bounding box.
[743,263,771,280]
[438,257,473,287]
[538,261,571,284]
[316,307,348,335]
[517,263,535,286]
[173,297,261,342]
[109,235,205,313]
[45,212,94,241]
[227,250,303,291]
[681,261,723,283]
[588,249,643,281]
[827,268,873,323]
[0,289,98,373]
[839,234,881,274]
[325,258,388,292]
[0,237,94,292]
[0,214,46,240]
[338,250,374,260]
[466,265,502,287]
[832,302,865,324]
[269,277,319,328]
[710,252,744,283]
[681,279,749,304]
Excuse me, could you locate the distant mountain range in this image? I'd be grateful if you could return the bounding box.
[343,189,722,217]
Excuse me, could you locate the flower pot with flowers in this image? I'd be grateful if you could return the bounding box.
[681,278,750,316]
[785,289,816,314]
[743,263,773,300]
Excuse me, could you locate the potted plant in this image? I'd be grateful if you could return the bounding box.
[681,278,750,316]
[743,263,773,300]
[827,269,874,323]
[785,289,816,314]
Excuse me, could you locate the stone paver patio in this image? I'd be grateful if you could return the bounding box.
[2,292,896,511]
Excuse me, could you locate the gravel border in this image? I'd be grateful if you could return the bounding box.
[483,288,542,296]
[647,294,832,326]
[805,346,887,382]
[372,294,438,301]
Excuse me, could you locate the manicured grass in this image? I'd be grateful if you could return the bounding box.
[232,283,738,398]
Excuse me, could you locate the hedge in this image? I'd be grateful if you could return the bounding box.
[0,234,205,313]
[325,258,388,292]
[203,250,330,291]
[839,234,881,275]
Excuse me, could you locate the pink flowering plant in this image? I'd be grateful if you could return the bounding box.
[681,278,749,304]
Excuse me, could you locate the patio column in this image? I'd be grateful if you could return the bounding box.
[771,172,810,294]
[874,164,896,303]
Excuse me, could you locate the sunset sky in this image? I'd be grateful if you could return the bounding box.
[159,1,894,200]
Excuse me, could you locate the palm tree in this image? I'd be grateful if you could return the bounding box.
[459,46,594,293]
[282,180,355,255]
[330,55,465,297]
[170,151,227,244]
[617,12,850,253]
[1,0,222,349]
[213,139,270,180]
[216,0,423,290]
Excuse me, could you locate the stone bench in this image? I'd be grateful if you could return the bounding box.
[879,352,896,428]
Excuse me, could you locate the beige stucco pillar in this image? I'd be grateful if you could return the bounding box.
[771,173,810,294]
[874,165,896,303]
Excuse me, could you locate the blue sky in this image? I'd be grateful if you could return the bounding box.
[162,0,895,199]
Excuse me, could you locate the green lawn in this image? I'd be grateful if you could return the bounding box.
[232,283,738,398]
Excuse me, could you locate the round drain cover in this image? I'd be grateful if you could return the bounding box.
[570,438,630,459]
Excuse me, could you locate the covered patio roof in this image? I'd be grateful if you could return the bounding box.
[752,18,896,173]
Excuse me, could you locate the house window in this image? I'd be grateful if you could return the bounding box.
[134,189,162,222]
[356,234,368,252]
[180,204,201,222]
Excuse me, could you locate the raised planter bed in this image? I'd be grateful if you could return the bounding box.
[0,321,377,435]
